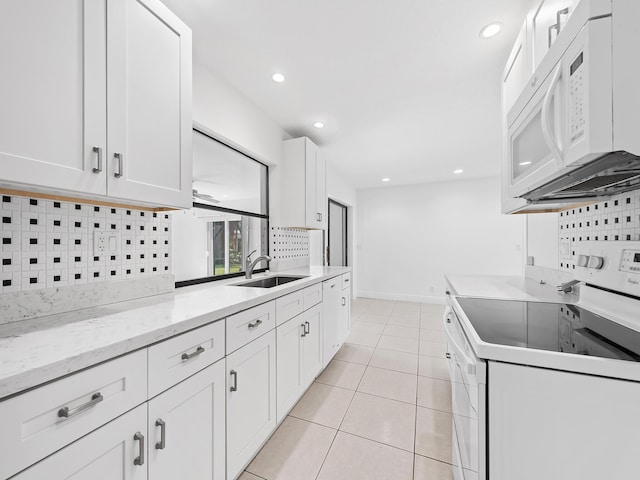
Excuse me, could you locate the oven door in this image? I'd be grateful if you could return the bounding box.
[444,306,486,480]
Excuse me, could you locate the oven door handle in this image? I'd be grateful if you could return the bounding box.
[443,307,476,376]
[541,63,564,167]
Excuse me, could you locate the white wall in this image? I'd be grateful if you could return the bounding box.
[357,176,525,303]
[193,64,291,224]
[526,213,559,269]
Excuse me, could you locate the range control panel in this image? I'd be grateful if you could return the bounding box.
[575,241,640,297]
[620,250,640,274]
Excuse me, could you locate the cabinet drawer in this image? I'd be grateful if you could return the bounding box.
[148,319,225,397]
[0,349,147,480]
[303,283,323,309]
[227,301,276,353]
[276,290,304,326]
[342,272,351,289]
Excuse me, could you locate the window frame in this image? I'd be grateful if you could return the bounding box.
[175,127,270,288]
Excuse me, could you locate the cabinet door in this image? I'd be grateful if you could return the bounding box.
[340,288,352,347]
[0,0,107,195]
[106,0,192,208]
[148,359,226,480]
[315,153,327,229]
[531,0,579,69]
[502,19,530,116]
[301,303,323,388]
[322,278,342,368]
[305,139,320,227]
[226,330,277,480]
[276,316,305,423]
[13,405,147,480]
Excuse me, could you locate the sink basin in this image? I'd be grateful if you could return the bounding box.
[232,275,307,288]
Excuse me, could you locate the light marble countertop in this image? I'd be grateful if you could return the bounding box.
[0,266,350,400]
[444,274,579,304]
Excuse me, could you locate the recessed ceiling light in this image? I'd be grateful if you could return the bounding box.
[519,161,532,166]
[480,23,502,39]
[382,178,390,182]
[272,73,286,83]
[453,169,464,174]
[313,121,325,128]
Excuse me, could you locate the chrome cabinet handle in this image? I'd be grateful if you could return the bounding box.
[301,324,307,337]
[556,7,569,31]
[155,419,166,450]
[305,321,310,335]
[316,213,323,222]
[344,278,349,283]
[134,432,145,466]
[181,346,205,361]
[341,297,346,306]
[248,319,263,329]
[230,370,238,392]
[548,23,558,48]
[446,353,451,359]
[114,152,123,178]
[58,392,103,418]
[92,146,103,173]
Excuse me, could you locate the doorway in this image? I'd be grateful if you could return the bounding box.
[328,199,348,266]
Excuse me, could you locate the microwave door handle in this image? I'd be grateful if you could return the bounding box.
[541,64,564,166]
[443,307,477,375]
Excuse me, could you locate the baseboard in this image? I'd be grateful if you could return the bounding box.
[357,290,446,305]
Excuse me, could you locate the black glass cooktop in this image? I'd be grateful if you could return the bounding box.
[455,297,640,362]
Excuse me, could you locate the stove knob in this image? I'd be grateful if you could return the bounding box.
[577,255,589,267]
[587,256,604,269]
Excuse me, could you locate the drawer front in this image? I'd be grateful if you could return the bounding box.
[0,349,147,480]
[148,319,225,397]
[226,301,276,353]
[275,290,304,326]
[303,283,323,310]
[342,272,351,290]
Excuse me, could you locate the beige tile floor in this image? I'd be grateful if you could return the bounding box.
[240,298,454,480]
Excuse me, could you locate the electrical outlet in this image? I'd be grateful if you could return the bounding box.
[93,230,107,255]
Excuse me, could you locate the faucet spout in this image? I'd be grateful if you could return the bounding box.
[246,254,272,279]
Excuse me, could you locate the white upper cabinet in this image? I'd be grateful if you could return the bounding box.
[281,137,327,229]
[0,0,107,197]
[502,20,530,116]
[531,0,580,71]
[0,0,192,209]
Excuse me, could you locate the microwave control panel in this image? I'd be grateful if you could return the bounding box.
[569,52,585,144]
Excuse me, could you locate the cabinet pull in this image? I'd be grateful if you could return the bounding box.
[446,353,451,359]
[58,392,103,418]
[248,319,263,329]
[301,324,307,338]
[134,432,145,466]
[92,146,103,173]
[556,7,569,32]
[155,419,166,450]
[230,370,238,392]
[548,23,558,48]
[344,278,350,283]
[181,346,205,361]
[305,321,310,335]
[342,297,346,306]
[114,152,123,178]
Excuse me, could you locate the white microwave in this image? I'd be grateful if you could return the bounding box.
[506,0,640,204]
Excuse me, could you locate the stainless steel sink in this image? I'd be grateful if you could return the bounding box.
[232,275,307,288]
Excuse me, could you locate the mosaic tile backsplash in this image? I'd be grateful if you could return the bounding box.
[559,190,640,271]
[269,227,310,271]
[0,194,171,294]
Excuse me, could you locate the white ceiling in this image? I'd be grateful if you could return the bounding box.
[162,0,533,189]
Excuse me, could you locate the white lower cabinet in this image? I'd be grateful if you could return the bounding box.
[276,314,305,423]
[148,359,226,480]
[340,284,352,344]
[322,277,342,367]
[13,404,147,480]
[226,330,277,480]
[276,304,323,422]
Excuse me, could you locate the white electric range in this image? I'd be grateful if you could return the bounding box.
[445,241,640,480]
